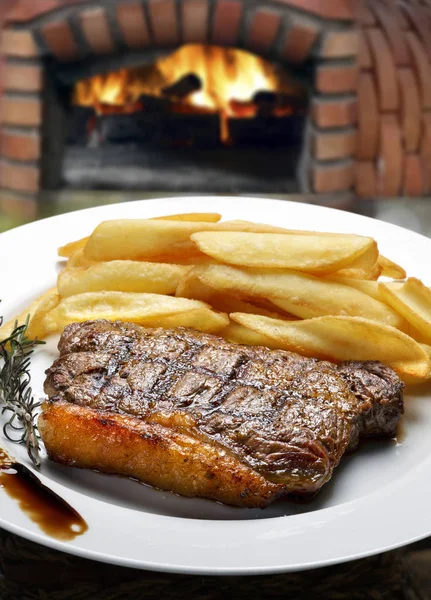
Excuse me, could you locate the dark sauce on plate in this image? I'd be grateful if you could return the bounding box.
[0,449,88,540]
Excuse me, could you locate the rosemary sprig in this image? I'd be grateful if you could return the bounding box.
[0,314,45,468]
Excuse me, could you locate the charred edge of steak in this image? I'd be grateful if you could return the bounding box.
[338,361,405,451]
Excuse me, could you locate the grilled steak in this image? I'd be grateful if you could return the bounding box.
[39,320,404,508]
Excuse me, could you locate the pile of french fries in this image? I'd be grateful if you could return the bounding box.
[3,211,431,384]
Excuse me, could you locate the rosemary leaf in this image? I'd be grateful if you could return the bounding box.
[0,313,45,468]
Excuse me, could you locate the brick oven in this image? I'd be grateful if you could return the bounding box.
[0,0,430,217]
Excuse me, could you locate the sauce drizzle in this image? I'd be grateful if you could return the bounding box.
[0,449,88,541]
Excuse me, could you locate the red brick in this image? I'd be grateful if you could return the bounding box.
[313,129,357,161]
[366,28,399,112]
[149,0,179,46]
[182,0,209,44]
[357,73,379,160]
[358,31,372,69]
[403,154,427,196]
[312,98,358,128]
[378,115,403,196]
[399,68,421,153]
[116,2,150,49]
[1,30,38,57]
[316,64,358,94]
[280,20,319,64]
[402,4,431,61]
[272,0,357,21]
[355,162,377,197]
[312,161,354,194]
[421,114,431,189]
[357,3,376,26]
[1,97,42,126]
[0,191,38,220]
[6,1,60,22]
[3,63,42,92]
[212,0,243,46]
[1,130,40,161]
[80,7,115,55]
[406,32,431,110]
[41,20,80,61]
[0,161,39,193]
[320,31,359,58]
[247,9,281,53]
[376,0,410,31]
[369,1,410,66]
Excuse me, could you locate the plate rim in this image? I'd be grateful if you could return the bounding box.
[1,195,431,575]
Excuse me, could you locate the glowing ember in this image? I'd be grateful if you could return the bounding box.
[73,44,304,116]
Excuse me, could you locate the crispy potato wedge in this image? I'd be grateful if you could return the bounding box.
[378,255,407,279]
[176,266,294,319]
[58,213,222,258]
[191,231,378,274]
[176,266,215,302]
[0,287,58,340]
[66,249,96,269]
[325,277,383,301]
[58,261,189,297]
[230,313,431,383]
[330,243,381,280]
[150,308,228,333]
[40,292,212,335]
[27,289,61,339]
[379,278,431,342]
[196,265,404,328]
[153,212,222,222]
[58,237,89,259]
[84,220,219,262]
[208,292,290,319]
[420,344,431,361]
[220,322,282,349]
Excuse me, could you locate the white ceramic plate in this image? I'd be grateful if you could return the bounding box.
[1,196,431,575]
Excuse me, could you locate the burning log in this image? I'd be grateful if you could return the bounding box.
[229,92,308,118]
[162,73,202,100]
[253,91,307,116]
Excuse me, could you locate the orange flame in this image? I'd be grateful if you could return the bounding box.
[73,44,303,115]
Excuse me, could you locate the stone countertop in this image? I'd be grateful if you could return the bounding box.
[0,192,431,599]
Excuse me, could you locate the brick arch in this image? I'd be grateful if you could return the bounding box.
[0,0,359,211]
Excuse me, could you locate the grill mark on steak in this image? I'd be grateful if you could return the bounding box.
[43,320,404,501]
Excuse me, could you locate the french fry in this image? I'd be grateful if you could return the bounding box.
[220,322,282,349]
[177,266,296,319]
[40,292,213,335]
[207,292,291,319]
[378,255,407,279]
[58,237,89,259]
[153,213,222,222]
[230,313,431,383]
[176,266,215,302]
[379,278,431,342]
[58,261,190,297]
[0,287,58,340]
[191,231,378,274]
[84,220,217,262]
[331,263,382,281]
[66,249,96,269]
[325,277,383,301]
[27,289,61,339]
[150,308,228,332]
[195,265,405,328]
[57,213,222,258]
